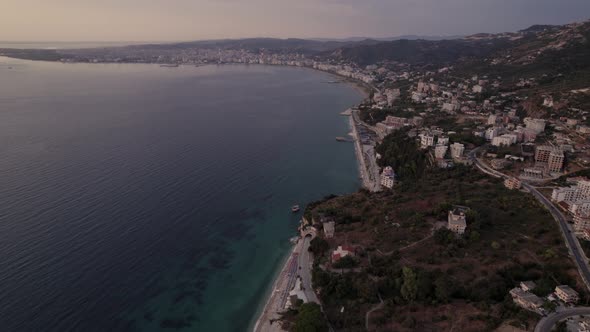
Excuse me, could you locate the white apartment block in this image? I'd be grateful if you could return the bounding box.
[380,166,395,189]
[491,135,513,147]
[435,144,448,159]
[450,143,465,159]
[420,134,435,149]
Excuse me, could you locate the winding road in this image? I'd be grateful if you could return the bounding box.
[535,307,590,332]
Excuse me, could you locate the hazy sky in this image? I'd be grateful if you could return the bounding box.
[1,0,589,42]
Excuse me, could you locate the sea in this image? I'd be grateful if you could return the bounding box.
[0,57,363,331]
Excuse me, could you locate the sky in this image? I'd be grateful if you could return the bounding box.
[1,0,589,42]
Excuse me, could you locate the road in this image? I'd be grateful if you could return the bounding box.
[468,148,590,291]
[535,307,590,332]
[298,236,319,303]
[350,110,381,192]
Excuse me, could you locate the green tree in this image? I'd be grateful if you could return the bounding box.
[434,228,455,246]
[309,237,329,256]
[294,303,328,332]
[434,275,454,303]
[401,267,418,302]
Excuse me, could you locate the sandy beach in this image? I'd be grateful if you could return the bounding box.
[252,239,303,332]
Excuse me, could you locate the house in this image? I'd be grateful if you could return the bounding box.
[520,281,537,292]
[510,288,544,311]
[323,221,335,239]
[504,177,522,190]
[447,208,467,235]
[331,245,355,262]
[555,285,579,303]
[509,288,544,311]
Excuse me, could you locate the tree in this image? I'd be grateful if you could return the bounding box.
[294,303,328,332]
[434,275,454,303]
[332,255,358,269]
[434,228,455,246]
[309,237,329,256]
[401,267,418,302]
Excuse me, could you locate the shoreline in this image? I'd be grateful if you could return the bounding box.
[250,66,378,331]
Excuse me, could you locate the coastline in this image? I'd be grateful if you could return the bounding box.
[250,67,378,332]
[252,237,305,332]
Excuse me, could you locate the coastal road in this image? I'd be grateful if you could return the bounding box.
[535,307,590,332]
[299,236,319,303]
[468,148,590,291]
[350,110,381,192]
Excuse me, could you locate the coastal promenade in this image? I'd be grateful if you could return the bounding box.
[253,234,323,332]
[350,110,381,192]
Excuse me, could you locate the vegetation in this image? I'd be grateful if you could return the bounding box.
[307,155,585,331]
[376,129,428,181]
[293,303,328,332]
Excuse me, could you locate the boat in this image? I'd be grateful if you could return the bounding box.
[291,205,300,213]
[336,137,350,142]
[160,64,179,68]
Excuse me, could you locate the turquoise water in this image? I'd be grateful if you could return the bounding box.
[0,57,362,331]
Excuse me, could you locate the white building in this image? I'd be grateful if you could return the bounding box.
[472,85,483,93]
[380,166,395,189]
[420,133,435,149]
[492,135,513,147]
[435,144,448,159]
[450,143,465,159]
[552,186,581,203]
